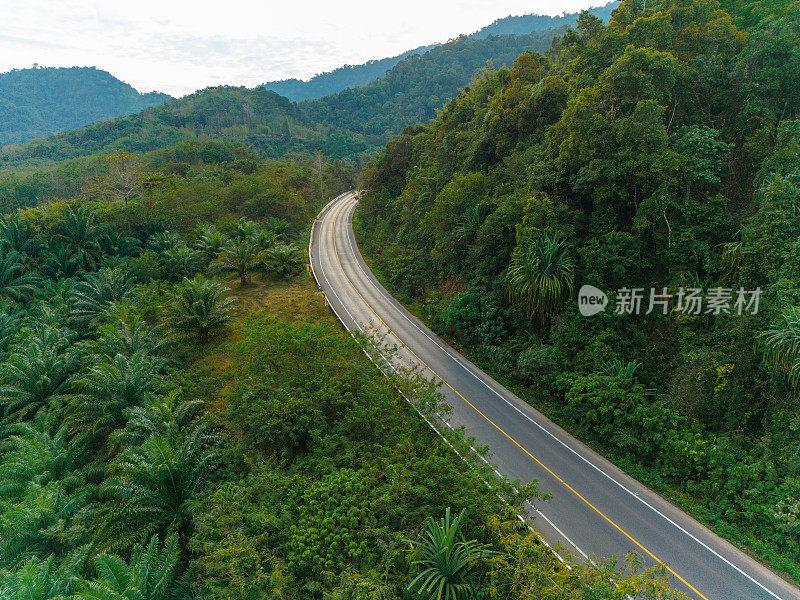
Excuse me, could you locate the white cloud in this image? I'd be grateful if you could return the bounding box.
[0,0,607,96]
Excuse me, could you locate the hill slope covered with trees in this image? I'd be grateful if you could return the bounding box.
[358,0,800,579]
[0,67,171,145]
[262,1,619,102]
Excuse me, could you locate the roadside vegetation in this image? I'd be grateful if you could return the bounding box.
[357,0,800,580]
[0,141,687,598]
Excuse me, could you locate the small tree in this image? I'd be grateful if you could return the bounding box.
[408,508,496,600]
[213,238,263,286]
[508,234,574,324]
[262,243,305,280]
[163,275,233,342]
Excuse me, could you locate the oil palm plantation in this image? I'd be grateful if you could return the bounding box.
[53,207,107,271]
[508,234,574,324]
[0,215,40,260]
[70,268,134,328]
[0,423,88,499]
[0,328,79,423]
[68,352,164,440]
[163,275,233,343]
[194,224,226,263]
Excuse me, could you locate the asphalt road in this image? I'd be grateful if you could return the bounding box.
[310,191,800,600]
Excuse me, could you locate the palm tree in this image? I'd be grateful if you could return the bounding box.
[109,389,202,450]
[54,207,107,271]
[87,315,174,366]
[0,308,19,357]
[0,551,86,599]
[68,352,164,440]
[0,214,40,259]
[145,230,184,254]
[40,245,82,280]
[263,217,293,242]
[163,275,234,342]
[0,327,78,423]
[75,534,188,600]
[262,243,305,279]
[508,234,574,323]
[759,306,800,387]
[98,421,218,550]
[70,268,134,327]
[213,237,263,286]
[161,245,201,283]
[0,422,88,499]
[0,480,90,565]
[0,251,40,304]
[407,508,496,600]
[194,224,226,261]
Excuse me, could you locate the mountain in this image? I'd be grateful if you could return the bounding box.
[0,66,171,145]
[471,1,620,38]
[301,29,566,143]
[261,1,619,102]
[0,86,368,171]
[261,44,437,101]
[0,3,620,168]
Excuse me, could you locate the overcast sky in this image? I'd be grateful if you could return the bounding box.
[1,0,606,97]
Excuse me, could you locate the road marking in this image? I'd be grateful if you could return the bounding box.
[333,194,791,600]
[323,194,716,599]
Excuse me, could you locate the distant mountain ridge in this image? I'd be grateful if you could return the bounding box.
[261,1,620,102]
[471,1,620,38]
[261,44,438,102]
[0,66,171,145]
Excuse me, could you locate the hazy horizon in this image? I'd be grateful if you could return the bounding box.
[1,0,610,97]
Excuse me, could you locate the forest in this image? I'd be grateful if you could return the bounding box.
[0,67,171,146]
[0,24,590,173]
[0,139,686,598]
[357,0,800,580]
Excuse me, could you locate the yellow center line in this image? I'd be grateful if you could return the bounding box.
[326,194,709,600]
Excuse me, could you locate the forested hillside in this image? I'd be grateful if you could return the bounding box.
[1,22,589,171]
[261,44,437,101]
[358,0,800,578]
[262,1,619,102]
[0,67,171,145]
[0,86,368,171]
[473,1,619,38]
[301,29,570,143]
[0,137,686,598]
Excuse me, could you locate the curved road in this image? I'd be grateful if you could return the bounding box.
[310,191,799,600]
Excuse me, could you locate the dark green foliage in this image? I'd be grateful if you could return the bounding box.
[358,0,800,576]
[0,66,171,146]
[163,275,234,342]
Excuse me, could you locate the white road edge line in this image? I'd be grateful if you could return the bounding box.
[338,193,788,600]
[309,193,580,570]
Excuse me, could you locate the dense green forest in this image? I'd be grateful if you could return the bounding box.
[0,87,369,171]
[0,139,686,598]
[302,30,570,144]
[262,1,619,102]
[358,0,800,579]
[0,67,171,146]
